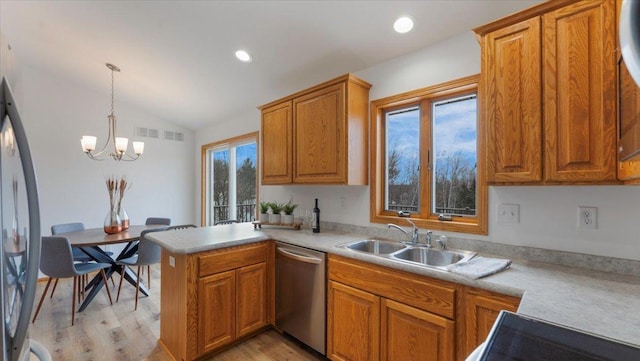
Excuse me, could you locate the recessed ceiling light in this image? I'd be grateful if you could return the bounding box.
[394,16,414,34]
[235,50,252,63]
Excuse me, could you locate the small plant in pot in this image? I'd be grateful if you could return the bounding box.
[282,202,298,225]
[269,202,284,224]
[259,201,270,223]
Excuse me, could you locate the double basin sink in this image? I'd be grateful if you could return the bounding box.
[337,238,476,271]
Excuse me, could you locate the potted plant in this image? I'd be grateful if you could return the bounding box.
[282,202,298,225]
[269,202,284,224]
[258,201,270,223]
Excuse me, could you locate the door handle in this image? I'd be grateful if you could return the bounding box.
[276,247,322,264]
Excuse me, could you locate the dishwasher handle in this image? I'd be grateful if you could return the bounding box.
[276,247,322,264]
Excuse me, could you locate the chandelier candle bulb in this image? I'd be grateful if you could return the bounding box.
[115,137,128,153]
[132,141,144,155]
[81,136,97,152]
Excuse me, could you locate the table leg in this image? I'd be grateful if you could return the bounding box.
[77,243,149,312]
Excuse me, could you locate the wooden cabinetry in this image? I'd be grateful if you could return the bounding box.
[483,17,542,183]
[160,242,272,361]
[462,288,521,356]
[259,74,371,185]
[261,102,292,184]
[327,255,456,361]
[328,281,380,361]
[476,0,619,184]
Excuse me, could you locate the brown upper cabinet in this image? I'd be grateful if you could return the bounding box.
[259,74,371,185]
[476,0,619,184]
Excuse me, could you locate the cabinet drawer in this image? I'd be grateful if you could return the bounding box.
[198,242,268,277]
[328,255,456,319]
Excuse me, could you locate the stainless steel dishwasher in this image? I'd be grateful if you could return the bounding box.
[275,242,326,355]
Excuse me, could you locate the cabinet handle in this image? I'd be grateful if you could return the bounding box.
[277,247,322,264]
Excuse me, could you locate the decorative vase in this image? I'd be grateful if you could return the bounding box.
[118,204,130,230]
[269,214,281,224]
[282,214,294,225]
[259,213,269,223]
[104,209,123,234]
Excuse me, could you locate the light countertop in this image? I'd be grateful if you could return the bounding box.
[148,223,640,348]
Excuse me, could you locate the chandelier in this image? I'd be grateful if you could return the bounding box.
[81,63,144,161]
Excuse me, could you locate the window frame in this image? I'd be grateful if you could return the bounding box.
[370,75,487,235]
[200,131,259,226]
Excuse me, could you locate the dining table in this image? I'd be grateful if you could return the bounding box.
[57,224,167,312]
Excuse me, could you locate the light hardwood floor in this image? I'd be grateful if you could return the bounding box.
[30,264,326,361]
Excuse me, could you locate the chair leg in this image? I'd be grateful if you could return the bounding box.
[135,266,141,311]
[50,278,59,299]
[32,277,53,323]
[147,265,151,289]
[72,277,77,326]
[116,266,126,302]
[100,269,113,305]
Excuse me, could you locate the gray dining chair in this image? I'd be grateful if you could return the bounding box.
[166,224,197,230]
[115,227,166,310]
[50,222,116,296]
[32,236,113,325]
[214,219,238,225]
[145,217,171,226]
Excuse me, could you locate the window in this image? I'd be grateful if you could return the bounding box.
[371,75,487,235]
[201,132,258,226]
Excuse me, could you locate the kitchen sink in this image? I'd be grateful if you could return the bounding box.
[390,247,476,268]
[336,239,476,271]
[339,239,407,255]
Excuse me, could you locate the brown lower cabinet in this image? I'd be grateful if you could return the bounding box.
[327,254,520,361]
[160,241,272,361]
[462,288,521,356]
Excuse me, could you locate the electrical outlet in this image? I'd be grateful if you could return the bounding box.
[498,203,520,224]
[577,206,597,229]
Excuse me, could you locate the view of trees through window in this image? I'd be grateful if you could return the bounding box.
[385,95,477,217]
[207,139,257,225]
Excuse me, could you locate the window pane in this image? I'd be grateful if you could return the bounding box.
[432,95,477,217]
[235,142,257,222]
[385,107,420,213]
[212,148,229,224]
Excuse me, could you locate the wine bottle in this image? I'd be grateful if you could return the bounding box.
[312,198,320,233]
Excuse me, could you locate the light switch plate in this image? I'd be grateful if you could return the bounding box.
[498,203,520,224]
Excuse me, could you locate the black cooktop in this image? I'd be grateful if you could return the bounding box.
[479,311,640,361]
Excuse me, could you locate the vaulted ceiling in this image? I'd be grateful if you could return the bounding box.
[1,1,541,130]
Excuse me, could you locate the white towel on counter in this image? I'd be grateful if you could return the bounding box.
[447,256,512,279]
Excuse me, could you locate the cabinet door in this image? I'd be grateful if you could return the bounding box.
[464,290,520,354]
[236,262,267,337]
[198,270,236,354]
[380,299,455,361]
[327,281,380,361]
[261,101,293,184]
[293,83,346,183]
[544,0,617,182]
[484,16,542,183]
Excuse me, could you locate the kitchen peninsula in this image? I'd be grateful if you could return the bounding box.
[148,223,640,361]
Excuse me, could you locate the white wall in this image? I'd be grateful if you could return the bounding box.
[19,64,196,235]
[195,31,640,261]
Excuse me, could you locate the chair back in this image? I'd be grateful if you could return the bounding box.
[167,224,197,230]
[145,217,171,226]
[51,222,85,235]
[136,228,165,266]
[40,236,78,278]
[214,220,238,225]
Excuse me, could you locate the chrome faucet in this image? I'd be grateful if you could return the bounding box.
[425,231,433,248]
[387,219,419,245]
[436,235,447,250]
